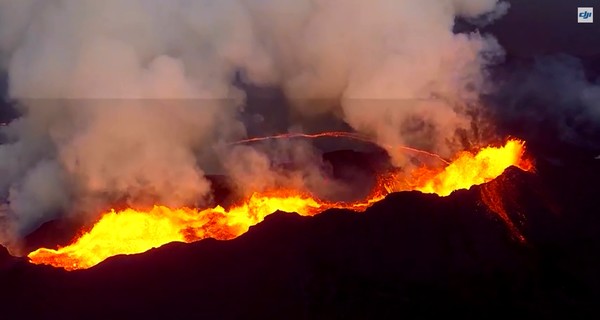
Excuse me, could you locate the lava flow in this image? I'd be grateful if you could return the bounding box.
[28,138,532,271]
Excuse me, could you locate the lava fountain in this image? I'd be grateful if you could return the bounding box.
[28,138,532,271]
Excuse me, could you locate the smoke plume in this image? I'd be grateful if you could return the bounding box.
[488,54,600,152]
[0,0,508,251]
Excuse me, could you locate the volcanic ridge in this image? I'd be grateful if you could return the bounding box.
[1,147,599,318]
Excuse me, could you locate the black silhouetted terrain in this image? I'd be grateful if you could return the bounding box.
[1,152,599,319]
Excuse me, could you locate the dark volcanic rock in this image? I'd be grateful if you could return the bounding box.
[0,245,17,268]
[23,219,83,254]
[2,158,600,319]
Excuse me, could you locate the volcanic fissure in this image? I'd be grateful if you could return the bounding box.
[27,137,532,271]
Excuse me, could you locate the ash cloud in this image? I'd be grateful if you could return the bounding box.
[488,54,600,153]
[0,0,508,251]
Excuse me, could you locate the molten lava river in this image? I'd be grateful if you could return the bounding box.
[28,139,533,271]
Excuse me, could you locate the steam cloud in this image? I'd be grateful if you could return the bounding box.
[0,0,509,252]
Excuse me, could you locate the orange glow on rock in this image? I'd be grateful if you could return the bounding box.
[27,139,533,271]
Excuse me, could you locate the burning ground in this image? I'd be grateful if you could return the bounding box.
[25,138,531,270]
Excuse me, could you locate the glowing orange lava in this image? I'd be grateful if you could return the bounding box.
[28,139,532,271]
[413,139,532,196]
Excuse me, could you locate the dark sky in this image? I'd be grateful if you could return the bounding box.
[486,0,600,57]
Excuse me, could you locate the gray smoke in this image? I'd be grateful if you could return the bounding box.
[0,0,509,252]
[489,54,600,151]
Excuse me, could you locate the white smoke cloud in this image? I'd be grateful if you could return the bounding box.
[238,0,506,161]
[461,1,511,27]
[8,160,68,234]
[220,139,352,201]
[0,0,508,250]
[452,0,507,18]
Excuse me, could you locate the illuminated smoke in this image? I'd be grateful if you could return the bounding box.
[0,0,509,251]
